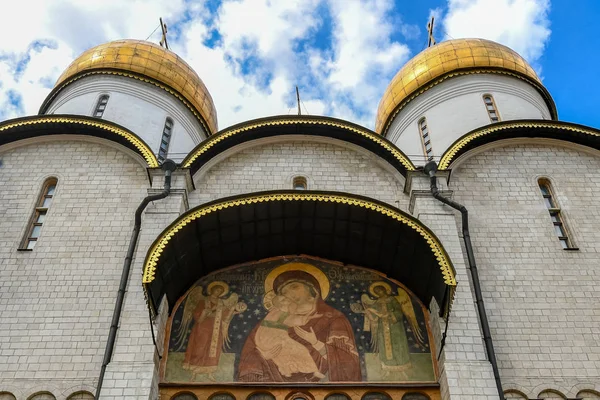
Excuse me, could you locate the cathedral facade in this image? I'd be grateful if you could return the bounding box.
[0,38,598,400]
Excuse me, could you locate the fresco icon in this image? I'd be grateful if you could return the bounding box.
[351,281,426,381]
[172,281,247,381]
[164,256,435,384]
[238,262,360,382]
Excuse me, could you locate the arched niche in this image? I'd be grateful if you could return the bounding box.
[172,393,198,400]
[66,392,94,400]
[161,255,437,385]
[402,393,430,400]
[28,393,56,400]
[209,393,236,400]
[362,393,392,400]
[503,390,528,399]
[578,390,600,400]
[324,394,350,400]
[537,389,567,399]
[246,393,275,400]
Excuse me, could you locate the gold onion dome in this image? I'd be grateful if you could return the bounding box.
[375,38,554,134]
[51,39,218,133]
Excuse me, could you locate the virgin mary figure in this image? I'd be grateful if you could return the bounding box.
[237,263,361,382]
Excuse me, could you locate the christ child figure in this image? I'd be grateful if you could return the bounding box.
[254,294,325,379]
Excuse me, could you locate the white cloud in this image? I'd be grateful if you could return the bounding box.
[327,0,409,89]
[176,0,327,127]
[440,0,551,63]
[169,0,411,128]
[0,0,187,120]
[217,0,322,66]
[0,41,74,120]
[312,0,411,126]
[0,0,413,129]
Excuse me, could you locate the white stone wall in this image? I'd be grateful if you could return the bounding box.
[0,138,151,399]
[408,173,500,400]
[45,75,209,162]
[189,138,408,210]
[6,130,598,399]
[449,141,600,398]
[387,74,552,166]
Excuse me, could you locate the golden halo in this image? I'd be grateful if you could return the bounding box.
[264,262,330,300]
[207,281,229,297]
[369,281,392,297]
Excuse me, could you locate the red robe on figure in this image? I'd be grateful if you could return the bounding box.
[237,296,361,382]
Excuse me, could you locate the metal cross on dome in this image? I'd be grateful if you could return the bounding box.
[427,16,436,47]
[159,17,169,50]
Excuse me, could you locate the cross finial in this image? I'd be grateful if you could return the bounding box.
[427,16,436,47]
[159,17,169,50]
[296,86,301,116]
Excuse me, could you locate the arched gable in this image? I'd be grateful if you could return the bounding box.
[142,190,457,318]
[188,137,407,209]
[181,115,416,177]
[0,114,158,167]
[438,120,600,170]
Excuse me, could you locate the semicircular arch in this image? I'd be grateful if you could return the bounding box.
[0,114,158,168]
[181,115,416,177]
[143,190,457,317]
[537,389,567,399]
[577,389,600,399]
[191,135,407,188]
[503,389,528,399]
[438,120,600,170]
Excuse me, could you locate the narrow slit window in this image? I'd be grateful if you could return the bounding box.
[418,117,434,161]
[93,95,109,118]
[293,176,307,190]
[158,117,174,163]
[483,95,500,123]
[538,179,575,249]
[21,178,57,250]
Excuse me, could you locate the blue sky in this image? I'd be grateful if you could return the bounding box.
[0,0,597,131]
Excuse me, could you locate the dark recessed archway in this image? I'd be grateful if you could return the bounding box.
[143,191,456,317]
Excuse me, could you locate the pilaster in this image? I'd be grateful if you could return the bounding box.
[407,171,500,399]
[99,169,191,399]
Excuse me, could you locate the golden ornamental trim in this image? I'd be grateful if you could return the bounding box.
[0,115,159,167]
[379,69,556,136]
[50,70,215,135]
[142,192,456,288]
[182,117,416,172]
[438,121,600,170]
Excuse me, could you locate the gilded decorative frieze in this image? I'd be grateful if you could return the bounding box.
[438,121,600,170]
[182,117,416,173]
[377,69,555,136]
[0,115,158,167]
[142,192,456,289]
[47,70,214,136]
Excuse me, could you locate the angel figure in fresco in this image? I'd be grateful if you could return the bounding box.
[352,281,425,379]
[173,281,247,381]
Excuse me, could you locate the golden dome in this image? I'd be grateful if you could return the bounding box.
[51,39,218,133]
[375,38,555,134]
